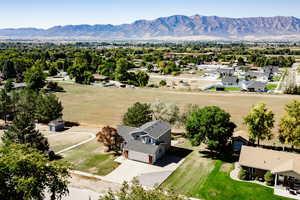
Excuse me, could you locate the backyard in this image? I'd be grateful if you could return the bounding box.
[61,138,120,176]
[161,149,292,200]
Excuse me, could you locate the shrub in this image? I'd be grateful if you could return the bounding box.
[264,171,274,186]
[159,79,167,86]
[238,168,248,180]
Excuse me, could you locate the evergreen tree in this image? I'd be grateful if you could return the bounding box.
[0,89,11,123]
[2,60,16,80]
[123,102,153,127]
[36,94,63,123]
[2,110,49,152]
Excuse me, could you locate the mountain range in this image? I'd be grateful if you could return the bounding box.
[1,15,300,41]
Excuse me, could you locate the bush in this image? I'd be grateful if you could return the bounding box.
[264,171,274,186]
[238,169,248,180]
[159,79,167,86]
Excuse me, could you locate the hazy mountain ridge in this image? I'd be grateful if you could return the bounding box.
[1,15,300,40]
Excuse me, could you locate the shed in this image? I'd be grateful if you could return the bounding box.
[49,119,65,132]
[232,136,249,152]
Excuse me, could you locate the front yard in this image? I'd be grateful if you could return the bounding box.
[161,149,292,200]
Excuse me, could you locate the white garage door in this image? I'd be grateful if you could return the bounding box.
[128,150,149,163]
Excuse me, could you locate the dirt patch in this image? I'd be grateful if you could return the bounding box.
[69,173,121,193]
[220,163,233,173]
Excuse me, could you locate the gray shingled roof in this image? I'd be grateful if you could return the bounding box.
[139,120,171,139]
[124,140,159,155]
[117,125,137,142]
[246,81,266,89]
[222,76,238,84]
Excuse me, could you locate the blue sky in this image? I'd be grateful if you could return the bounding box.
[1,0,300,28]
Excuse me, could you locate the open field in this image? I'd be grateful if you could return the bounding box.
[161,150,291,200]
[57,83,300,144]
[149,73,219,90]
[62,138,119,176]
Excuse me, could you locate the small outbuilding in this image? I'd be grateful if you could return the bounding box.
[49,119,65,132]
[232,136,249,153]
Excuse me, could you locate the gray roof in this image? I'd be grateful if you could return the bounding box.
[117,125,138,142]
[49,119,64,126]
[124,140,159,155]
[222,76,238,84]
[0,82,26,90]
[139,120,171,139]
[246,81,266,89]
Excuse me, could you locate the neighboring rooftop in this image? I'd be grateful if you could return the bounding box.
[222,76,238,83]
[239,146,300,175]
[245,81,266,89]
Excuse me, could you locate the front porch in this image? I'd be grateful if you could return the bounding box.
[274,174,300,199]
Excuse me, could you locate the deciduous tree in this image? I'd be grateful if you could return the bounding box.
[185,106,236,152]
[99,179,186,200]
[151,99,180,125]
[244,103,274,145]
[278,100,300,148]
[0,144,70,200]
[96,126,123,154]
[24,64,46,91]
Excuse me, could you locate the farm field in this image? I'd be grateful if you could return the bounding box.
[57,83,300,144]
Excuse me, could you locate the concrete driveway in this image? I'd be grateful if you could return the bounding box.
[102,155,184,188]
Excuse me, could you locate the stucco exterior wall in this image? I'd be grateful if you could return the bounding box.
[128,150,154,163]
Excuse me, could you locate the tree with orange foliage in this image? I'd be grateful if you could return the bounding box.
[96,126,123,154]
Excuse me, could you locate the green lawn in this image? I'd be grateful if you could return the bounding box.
[209,87,240,92]
[225,87,241,91]
[162,151,292,200]
[62,138,119,176]
[266,84,277,91]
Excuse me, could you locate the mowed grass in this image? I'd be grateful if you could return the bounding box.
[57,83,300,144]
[62,138,119,176]
[161,151,215,196]
[48,132,92,152]
[162,151,291,200]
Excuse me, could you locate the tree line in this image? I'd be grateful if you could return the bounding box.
[109,100,300,155]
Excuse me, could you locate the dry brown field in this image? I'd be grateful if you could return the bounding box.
[57,83,300,144]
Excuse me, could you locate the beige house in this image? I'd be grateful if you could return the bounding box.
[239,146,300,199]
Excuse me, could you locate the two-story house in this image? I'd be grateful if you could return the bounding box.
[117,120,171,164]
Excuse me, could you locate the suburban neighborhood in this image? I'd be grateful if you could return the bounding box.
[1,1,300,200]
